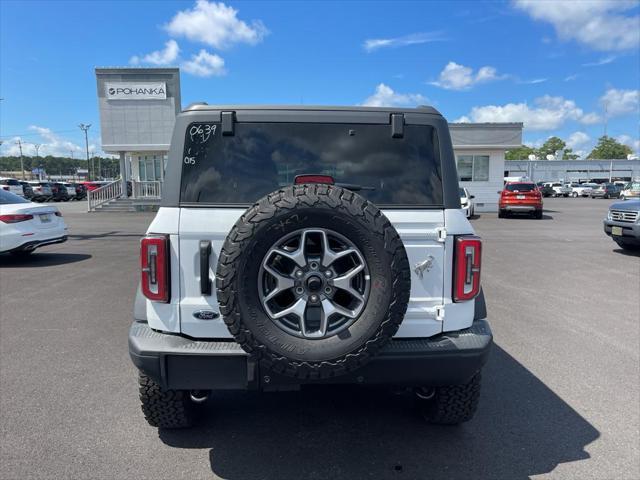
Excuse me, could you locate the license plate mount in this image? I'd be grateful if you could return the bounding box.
[612,226,623,236]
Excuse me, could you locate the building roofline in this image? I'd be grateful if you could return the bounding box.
[449,122,524,128]
[95,67,180,74]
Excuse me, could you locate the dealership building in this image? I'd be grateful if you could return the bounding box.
[94,67,524,212]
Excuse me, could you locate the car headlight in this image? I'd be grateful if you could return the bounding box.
[607,210,613,220]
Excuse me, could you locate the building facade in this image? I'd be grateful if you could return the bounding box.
[504,159,640,183]
[95,67,180,200]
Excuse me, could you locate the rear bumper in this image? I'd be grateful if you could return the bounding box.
[500,203,541,212]
[3,235,67,253]
[129,319,493,390]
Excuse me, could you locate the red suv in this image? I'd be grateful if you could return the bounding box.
[499,182,543,219]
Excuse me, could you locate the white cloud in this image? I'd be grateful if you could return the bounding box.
[601,88,640,117]
[181,50,226,77]
[518,78,548,85]
[363,31,446,52]
[566,131,591,150]
[564,74,579,82]
[166,0,268,50]
[361,83,428,107]
[0,127,95,158]
[513,0,640,51]
[430,62,504,90]
[617,134,640,153]
[456,95,601,130]
[130,40,180,66]
[582,55,617,67]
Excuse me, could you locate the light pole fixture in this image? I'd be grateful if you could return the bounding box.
[79,123,91,180]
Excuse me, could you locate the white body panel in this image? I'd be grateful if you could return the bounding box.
[143,205,479,339]
[0,202,68,252]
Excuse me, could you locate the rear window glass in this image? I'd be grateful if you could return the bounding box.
[1,179,21,185]
[506,183,536,192]
[0,189,29,204]
[180,122,443,206]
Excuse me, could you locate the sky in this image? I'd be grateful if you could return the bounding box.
[0,0,639,159]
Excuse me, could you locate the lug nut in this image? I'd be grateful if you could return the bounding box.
[295,287,304,294]
[324,270,332,278]
[310,294,319,303]
[310,262,318,270]
[295,270,303,278]
[324,287,332,294]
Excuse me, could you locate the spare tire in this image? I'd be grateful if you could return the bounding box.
[216,184,410,379]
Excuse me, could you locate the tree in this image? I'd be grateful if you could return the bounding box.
[536,136,579,160]
[505,145,536,160]
[587,135,633,159]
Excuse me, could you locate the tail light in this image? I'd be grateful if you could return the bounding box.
[141,235,170,302]
[294,174,335,185]
[1,186,8,191]
[0,214,34,223]
[453,235,482,302]
[54,211,62,217]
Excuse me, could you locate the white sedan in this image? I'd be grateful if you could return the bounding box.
[460,187,475,218]
[0,189,68,256]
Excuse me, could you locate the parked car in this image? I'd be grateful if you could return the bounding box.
[545,182,572,197]
[603,199,640,251]
[590,183,621,199]
[499,182,543,219]
[74,183,87,200]
[536,182,555,197]
[50,183,71,202]
[0,189,68,256]
[566,183,594,198]
[0,178,25,197]
[27,181,53,202]
[19,181,34,200]
[60,182,77,199]
[620,182,640,201]
[129,105,492,429]
[459,187,475,218]
[81,181,107,192]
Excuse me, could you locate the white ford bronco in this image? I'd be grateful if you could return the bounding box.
[129,105,492,428]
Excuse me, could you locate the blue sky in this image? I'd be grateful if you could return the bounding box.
[1,0,639,158]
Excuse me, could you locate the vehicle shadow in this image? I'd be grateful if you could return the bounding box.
[0,252,91,267]
[159,345,599,480]
[68,231,143,240]
[612,247,640,257]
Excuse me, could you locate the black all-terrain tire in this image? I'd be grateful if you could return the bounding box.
[216,184,411,380]
[419,373,482,425]
[138,373,195,428]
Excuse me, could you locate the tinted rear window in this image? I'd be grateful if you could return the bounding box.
[1,179,21,185]
[506,183,536,192]
[0,189,29,204]
[180,122,443,206]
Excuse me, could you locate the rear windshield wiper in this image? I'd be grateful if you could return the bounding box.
[335,182,376,192]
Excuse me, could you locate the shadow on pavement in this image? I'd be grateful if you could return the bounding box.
[159,345,599,480]
[0,252,91,267]
[612,247,640,257]
[68,231,143,240]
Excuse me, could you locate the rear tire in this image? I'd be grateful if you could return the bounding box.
[535,210,543,219]
[418,373,482,425]
[498,210,506,218]
[138,373,196,428]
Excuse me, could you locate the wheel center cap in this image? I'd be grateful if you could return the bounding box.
[306,275,323,292]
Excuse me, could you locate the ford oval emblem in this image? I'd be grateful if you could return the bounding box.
[193,310,219,320]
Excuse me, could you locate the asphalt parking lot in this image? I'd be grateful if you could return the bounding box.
[1,198,638,480]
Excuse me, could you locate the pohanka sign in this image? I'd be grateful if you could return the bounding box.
[105,82,167,100]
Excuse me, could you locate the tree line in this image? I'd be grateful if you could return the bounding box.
[506,135,634,161]
[0,155,120,178]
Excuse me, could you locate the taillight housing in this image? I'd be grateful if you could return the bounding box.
[0,214,34,223]
[141,235,170,302]
[54,211,62,217]
[453,235,482,302]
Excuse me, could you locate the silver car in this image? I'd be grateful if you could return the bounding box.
[603,199,640,251]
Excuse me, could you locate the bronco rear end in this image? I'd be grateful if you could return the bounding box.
[129,105,492,428]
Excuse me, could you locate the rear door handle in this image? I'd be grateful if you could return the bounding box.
[199,240,212,295]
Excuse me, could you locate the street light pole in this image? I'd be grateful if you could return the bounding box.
[16,139,25,179]
[34,144,41,179]
[79,123,91,180]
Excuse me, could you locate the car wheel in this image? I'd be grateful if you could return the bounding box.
[572,192,578,198]
[563,194,569,197]
[535,210,543,219]
[138,373,198,428]
[498,210,506,218]
[604,194,609,199]
[216,184,411,380]
[416,372,482,425]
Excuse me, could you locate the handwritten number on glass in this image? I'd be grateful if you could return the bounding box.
[189,124,217,144]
